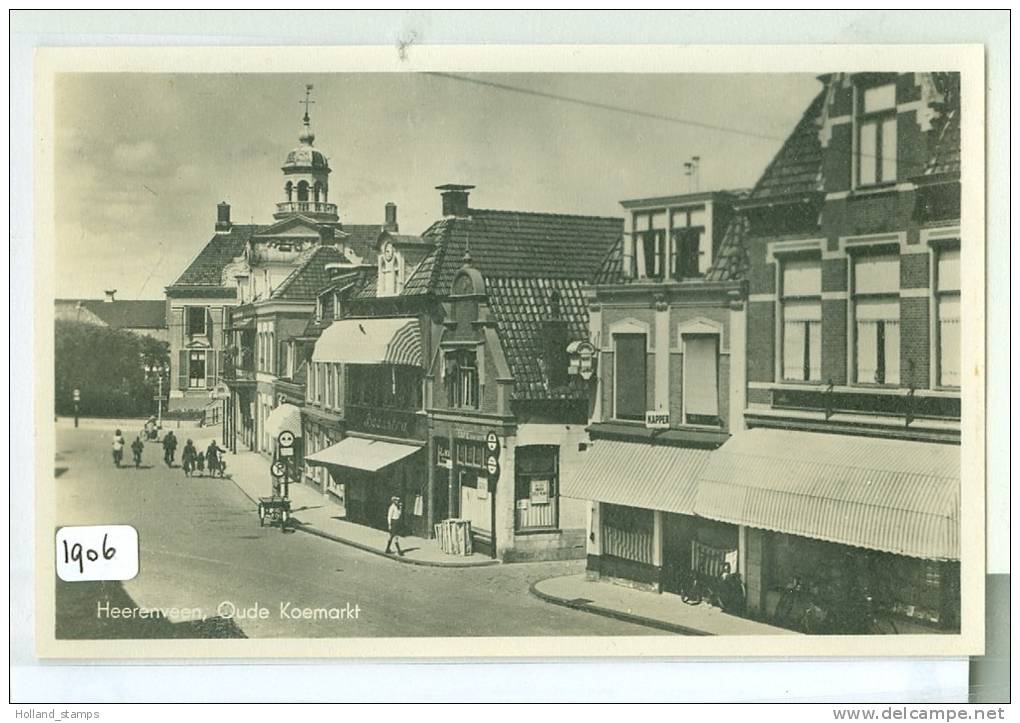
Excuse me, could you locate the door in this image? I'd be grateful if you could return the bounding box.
[661,513,694,595]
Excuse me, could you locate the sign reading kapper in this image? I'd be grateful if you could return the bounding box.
[56,525,139,582]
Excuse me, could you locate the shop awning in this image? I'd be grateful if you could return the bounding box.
[305,436,422,473]
[311,318,422,366]
[694,428,960,560]
[264,403,302,439]
[561,439,713,515]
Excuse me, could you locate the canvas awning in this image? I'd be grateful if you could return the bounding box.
[264,403,302,439]
[311,317,422,366]
[561,439,713,516]
[304,436,422,473]
[694,428,960,560]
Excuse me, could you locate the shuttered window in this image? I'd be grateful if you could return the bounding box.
[683,335,719,422]
[936,247,961,387]
[614,334,647,421]
[854,254,901,385]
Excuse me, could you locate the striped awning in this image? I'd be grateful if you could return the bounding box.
[561,439,712,515]
[312,317,422,367]
[264,403,302,439]
[694,428,960,561]
[305,436,422,473]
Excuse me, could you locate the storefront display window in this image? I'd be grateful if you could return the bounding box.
[601,504,654,565]
[514,446,559,531]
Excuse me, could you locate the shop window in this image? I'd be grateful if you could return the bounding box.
[187,306,207,336]
[780,256,822,382]
[514,446,559,531]
[188,351,206,389]
[935,246,960,387]
[613,333,647,421]
[601,504,654,564]
[853,253,901,385]
[445,349,479,409]
[856,82,897,187]
[682,334,719,425]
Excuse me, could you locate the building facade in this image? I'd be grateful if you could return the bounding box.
[563,190,749,593]
[302,184,624,561]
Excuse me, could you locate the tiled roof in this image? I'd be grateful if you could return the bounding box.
[413,209,623,296]
[485,277,592,401]
[270,245,345,301]
[168,225,263,288]
[341,224,384,262]
[55,299,167,329]
[926,110,960,176]
[749,89,826,201]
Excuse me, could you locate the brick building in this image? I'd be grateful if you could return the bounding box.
[701,72,962,632]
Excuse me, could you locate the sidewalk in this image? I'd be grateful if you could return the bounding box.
[223,448,498,568]
[531,574,797,636]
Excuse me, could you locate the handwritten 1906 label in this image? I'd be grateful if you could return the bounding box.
[56,525,139,582]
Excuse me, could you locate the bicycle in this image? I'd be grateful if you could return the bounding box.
[679,569,719,607]
[775,577,829,634]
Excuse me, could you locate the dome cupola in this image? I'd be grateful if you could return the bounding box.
[275,84,338,223]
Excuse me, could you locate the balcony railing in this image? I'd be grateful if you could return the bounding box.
[275,201,338,217]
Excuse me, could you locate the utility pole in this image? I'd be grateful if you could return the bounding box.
[157,374,163,428]
[73,388,80,428]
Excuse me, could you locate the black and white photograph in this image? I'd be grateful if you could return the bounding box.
[30,42,986,663]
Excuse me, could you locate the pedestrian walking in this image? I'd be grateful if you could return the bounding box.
[130,435,144,468]
[195,451,205,477]
[181,439,197,477]
[384,496,404,556]
[111,429,125,468]
[162,430,178,467]
[206,440,227,477]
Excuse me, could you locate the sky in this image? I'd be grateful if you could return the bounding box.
[54,72,821,299]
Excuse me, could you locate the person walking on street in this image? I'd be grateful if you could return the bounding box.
[111,429,125,468]
[206,440,227,477]
[130,435,144,468]
[384,496,404,556]
[162,430,178,467]
[181,439,197,477]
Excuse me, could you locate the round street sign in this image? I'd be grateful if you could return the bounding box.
[277,431,295,449]
[485,431,499,453]
[485,454,499,478]
[270,461,288,478]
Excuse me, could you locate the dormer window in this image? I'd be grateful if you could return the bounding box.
[856,82,897,187]
[377,240,402,296]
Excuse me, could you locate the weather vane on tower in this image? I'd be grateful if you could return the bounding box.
[300,84,315,122]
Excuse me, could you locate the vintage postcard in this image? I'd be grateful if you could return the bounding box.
[33,44,985,659]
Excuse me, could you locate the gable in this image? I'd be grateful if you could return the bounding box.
[254,215,328,241]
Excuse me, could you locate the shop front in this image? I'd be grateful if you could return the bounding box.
[305,435,427,534]
[694,427,962,633]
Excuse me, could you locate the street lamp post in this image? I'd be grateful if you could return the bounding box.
[72,388,80,428]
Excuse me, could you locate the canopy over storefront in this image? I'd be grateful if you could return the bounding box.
[561,438,713,516]
[264,403,302,439]
[312,317,422,367]
[305,436,422,473]
[694,428,960,561]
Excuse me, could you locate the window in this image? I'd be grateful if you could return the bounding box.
[445,349,479,409]
[601,504,654,564]
[936,247,960,387]
[626,212,667,279]
[857,82,897,186]
[780,257,822,382]
[515,446,559,531]
[670,206,707,278]
[683,335,720,425]
[614,333,647,420]
[257,333,266,371]
[853,253,901,385]
[188,351,206,389]
[325,361,334,408]
[187,306,207,336]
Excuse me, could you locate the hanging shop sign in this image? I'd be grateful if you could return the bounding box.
[645,411,671,429]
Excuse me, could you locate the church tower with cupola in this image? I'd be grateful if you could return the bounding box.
[274,84,339,223]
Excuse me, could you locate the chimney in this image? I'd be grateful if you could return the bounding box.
[216,201,232,233]
[436,184,474,218]
[384,202,398,232]
[104,289,117,303]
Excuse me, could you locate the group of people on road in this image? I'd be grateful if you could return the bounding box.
[111,427,226,477]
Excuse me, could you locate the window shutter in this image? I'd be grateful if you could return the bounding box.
[174,308,185,347]
[178,350,189,390]
[782,321,806,381]
[684,335,719,417]
[937,248,961,291]
[782,258,822,297]
[854,255,900,295]
[614,334,646,420]
[938,297,961,387]
[206,350,217,388]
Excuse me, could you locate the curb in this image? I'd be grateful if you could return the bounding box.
[229,476,499,569]
[528,577,712,636]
